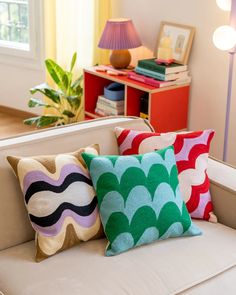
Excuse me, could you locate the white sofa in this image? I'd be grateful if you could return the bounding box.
[0,116,236,295]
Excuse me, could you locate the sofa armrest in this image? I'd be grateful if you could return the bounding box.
[208,157,236,229]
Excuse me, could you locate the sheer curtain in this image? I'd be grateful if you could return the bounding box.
[43,0,111,118]
[44,0,110,67]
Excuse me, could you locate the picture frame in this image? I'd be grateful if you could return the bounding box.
[156,21,195,65]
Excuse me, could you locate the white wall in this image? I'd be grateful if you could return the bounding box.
[0,62,44,114]
[112,0,236,165]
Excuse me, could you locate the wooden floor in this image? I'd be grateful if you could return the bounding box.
[0,110,36,139]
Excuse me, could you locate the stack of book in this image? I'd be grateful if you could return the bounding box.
[131,58,191,88]
[95,95,124,116]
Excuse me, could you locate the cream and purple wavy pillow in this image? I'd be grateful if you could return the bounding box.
[7,144,103,262]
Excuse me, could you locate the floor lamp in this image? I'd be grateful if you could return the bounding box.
[213,0,236,162]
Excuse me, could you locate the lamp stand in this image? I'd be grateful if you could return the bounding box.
[109,50,131,69]
[223,0,236,162]
[223,51,235,162]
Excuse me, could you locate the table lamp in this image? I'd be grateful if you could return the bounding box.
[98,18,142,69]
[213,0,236,162]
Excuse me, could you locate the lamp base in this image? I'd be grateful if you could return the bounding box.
[110,50,131,69]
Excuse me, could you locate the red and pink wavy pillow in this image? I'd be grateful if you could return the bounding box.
[115,127,216,222]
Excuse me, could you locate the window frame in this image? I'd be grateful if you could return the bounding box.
[0,0,44,69]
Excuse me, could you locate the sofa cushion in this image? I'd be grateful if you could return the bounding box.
[180,266,236,294]
[0,117,153,251]
[0,221,236,295]
[83,146,201,256]
[7,145,103,261]
[115,127,216,222]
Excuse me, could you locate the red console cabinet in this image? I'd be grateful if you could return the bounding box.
[84,67,190,132]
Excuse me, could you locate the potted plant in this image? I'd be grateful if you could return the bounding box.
[24,52,83,127]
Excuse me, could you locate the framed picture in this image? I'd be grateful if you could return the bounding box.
[156,21,195,65]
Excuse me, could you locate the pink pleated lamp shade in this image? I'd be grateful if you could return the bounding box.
[98,18,142,50]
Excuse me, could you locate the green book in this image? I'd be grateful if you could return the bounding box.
[135,66,189,81]
[138,58,187,74]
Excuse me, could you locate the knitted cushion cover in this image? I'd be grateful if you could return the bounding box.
[7,145,103,262]
[115,127,216,222]
[82,146,201,256]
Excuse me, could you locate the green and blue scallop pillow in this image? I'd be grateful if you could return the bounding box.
[82,146,201,256]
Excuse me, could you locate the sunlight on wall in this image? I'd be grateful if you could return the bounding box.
[130,46,154,66]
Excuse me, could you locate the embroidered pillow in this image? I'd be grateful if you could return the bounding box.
[7,145,103,262]
[115,127,216,222]
[82,146,201,256]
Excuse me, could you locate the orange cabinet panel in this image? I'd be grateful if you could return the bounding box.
[150,86,189,132]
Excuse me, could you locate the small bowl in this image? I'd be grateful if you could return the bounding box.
[104,83,125,101]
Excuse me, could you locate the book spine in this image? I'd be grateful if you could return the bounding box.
[95,108,107,117]
[95,107,124,116]
[167,71,189,81]
[158,77,191,88]
[97,95,124,107]
[163,64,187,74]
[127,72,161,88]
[96,102,124,112]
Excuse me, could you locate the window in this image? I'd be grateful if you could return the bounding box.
[0,0,29,51]
[0,0,43,66]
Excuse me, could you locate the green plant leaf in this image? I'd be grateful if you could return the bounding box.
[36,116,62,127]
[44,89,61,104]
[66,71,73,89]
[28,98,51,108]
[70,52,77,72]
[62,110,75,118]
[72,75,83,90]
[26,53,84,126]
[66,95,81,109]
[24,115,62,128]
[30,83,51,95]
[45,59,66,89]
[24,116,41,126]
[62,74,69,90]
[30,83,61,104]
[75,85,83,96]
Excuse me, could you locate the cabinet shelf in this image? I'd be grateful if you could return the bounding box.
[84,67,190,132]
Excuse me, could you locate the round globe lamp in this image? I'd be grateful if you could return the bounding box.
[216,0,231,11]
[213,25,236,50]
[213,0,236,161]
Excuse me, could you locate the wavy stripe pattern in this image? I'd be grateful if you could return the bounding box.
[115,127,216,222]
[25,173,93,204]
[9,146,102,261]
[23,163,89,195]
[32,207,99,236]
[29,198,97,227]
[82,146,201,256]
[27,181,96,217]
[37,216,101,257]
